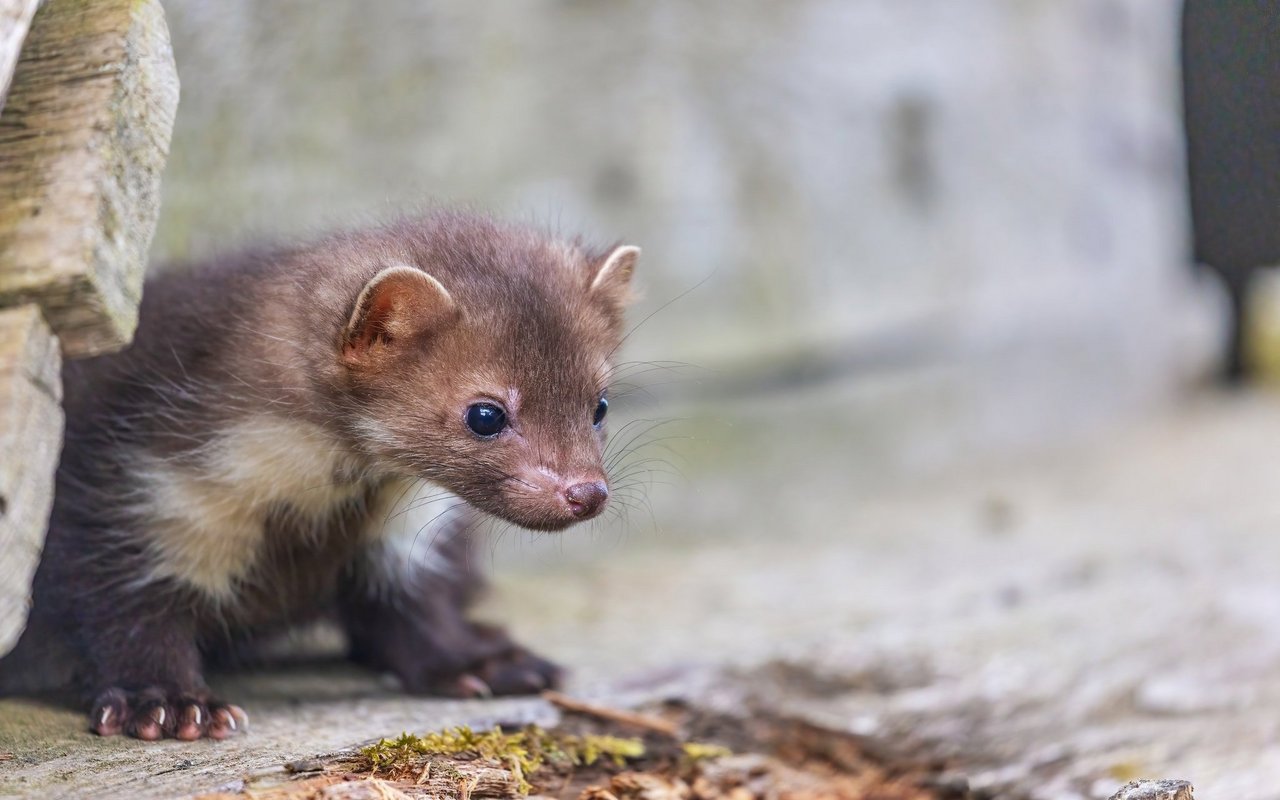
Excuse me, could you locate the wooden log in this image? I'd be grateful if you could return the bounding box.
[0,304,61,656]
[0,0,178,357]
[0,0,40,114]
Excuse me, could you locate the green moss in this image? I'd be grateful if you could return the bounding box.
[681,742,733,761]
[359,725,650,794]
[572,734,648,767]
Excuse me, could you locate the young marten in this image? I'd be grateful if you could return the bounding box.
[0,211,640,740]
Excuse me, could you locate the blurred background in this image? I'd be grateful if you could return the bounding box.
[153,0,1225,477]
[143,1,1280,794]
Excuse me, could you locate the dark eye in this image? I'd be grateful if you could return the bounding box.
[465,403,507,438]
[592,394,608,427]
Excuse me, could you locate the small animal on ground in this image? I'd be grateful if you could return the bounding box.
[0,211,641,741]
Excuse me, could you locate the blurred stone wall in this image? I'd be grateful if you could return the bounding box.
[152,0,1220,469]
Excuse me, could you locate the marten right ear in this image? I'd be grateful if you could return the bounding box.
[588,245,640,307]
[342,265,457,364]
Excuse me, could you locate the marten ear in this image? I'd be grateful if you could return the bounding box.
[342,265,457,363]
[588,245,640,306]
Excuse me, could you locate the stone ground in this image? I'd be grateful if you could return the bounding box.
[3,389,1280,799]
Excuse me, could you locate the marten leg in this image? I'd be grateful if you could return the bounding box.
[75,591,247,740]
[340,514,561,697]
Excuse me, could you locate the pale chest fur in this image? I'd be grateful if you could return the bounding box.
[130,416,384,601]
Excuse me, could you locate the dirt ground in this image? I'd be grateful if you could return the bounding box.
[3,390,1280,799]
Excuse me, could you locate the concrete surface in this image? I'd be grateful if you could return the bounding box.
[2,390,1279,798]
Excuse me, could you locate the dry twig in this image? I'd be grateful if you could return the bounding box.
[541,691,680,737]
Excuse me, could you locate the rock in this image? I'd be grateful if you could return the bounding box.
[1108,780,1195,800]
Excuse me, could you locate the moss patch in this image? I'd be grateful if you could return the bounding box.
[361,726,650,793]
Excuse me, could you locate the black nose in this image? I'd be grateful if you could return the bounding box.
[564,481,608,519]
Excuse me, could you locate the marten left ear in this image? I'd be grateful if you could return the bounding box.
[342,265,458,363]
[588,245,640,307]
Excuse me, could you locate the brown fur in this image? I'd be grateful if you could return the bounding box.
[0,211,638,740]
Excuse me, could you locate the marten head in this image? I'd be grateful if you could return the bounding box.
[334,218,639,531]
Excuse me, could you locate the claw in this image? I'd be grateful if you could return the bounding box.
[458,673,493,698]
[520,669,549,690]
[87,689,245,741]
[227,705,249,730]
[175,704,206,741]
[210,704,247,737]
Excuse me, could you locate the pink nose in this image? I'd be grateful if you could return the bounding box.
[564,481,608,519]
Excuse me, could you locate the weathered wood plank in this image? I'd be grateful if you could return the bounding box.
[0,0,178,357]
[0,304,61,656]
[0,0,40,115]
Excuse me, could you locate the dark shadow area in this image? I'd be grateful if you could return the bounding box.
[1182,0,1280,381]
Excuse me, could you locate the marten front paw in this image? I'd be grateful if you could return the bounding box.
[412,648,563,698]
[90,687,248,740]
